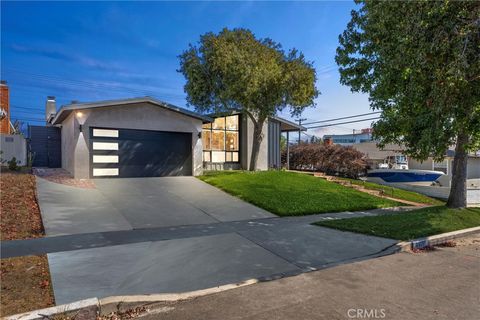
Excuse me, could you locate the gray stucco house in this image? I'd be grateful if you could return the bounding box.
[43,97,304,179]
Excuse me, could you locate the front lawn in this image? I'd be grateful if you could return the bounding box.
[199,171,402,216]
[337,177,444,205]
[314,206,480,240]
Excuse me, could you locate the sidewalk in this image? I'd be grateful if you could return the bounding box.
[141,235,479,320]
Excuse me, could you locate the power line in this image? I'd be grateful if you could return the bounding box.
[303,112,381,125]
[4,68,186,101]
[306,117,380,129]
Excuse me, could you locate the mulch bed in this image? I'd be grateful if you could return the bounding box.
[1,170,55,316]
[33,168,96,189]
[0,255,55,317]
[1,171,44,240]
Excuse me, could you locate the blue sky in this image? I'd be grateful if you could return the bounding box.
[1,1,374,138]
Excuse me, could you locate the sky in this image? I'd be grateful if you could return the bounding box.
[1,0,376,139]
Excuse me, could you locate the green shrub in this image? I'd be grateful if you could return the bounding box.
[7,157,20,171]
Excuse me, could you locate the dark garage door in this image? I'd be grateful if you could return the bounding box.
[90,127,192,178]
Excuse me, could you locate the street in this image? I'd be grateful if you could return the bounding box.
[139,236,480,320]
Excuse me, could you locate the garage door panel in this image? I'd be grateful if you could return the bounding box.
[90,127,192,178]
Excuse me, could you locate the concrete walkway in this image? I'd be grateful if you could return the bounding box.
[140,236,480,320]
[2,208,410,258]
[2,208,408,305]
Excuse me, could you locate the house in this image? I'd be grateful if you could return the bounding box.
[31,96,304,179]
[323,128,373,146]
[0,80,12,134]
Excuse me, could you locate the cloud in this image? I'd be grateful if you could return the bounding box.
[10,44,125,72]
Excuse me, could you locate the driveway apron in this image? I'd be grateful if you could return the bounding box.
[36,178,132,236]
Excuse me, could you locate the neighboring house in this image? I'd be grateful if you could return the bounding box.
[31,96,304,179]
[323,128,373,146]
[0,80,12,134]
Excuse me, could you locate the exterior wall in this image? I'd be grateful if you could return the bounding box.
[268,119,281,168]
[63,102,203,179]
[467,158,480,179]
[408,158,434,171]
[61,112,75,174]
[0,134,27,165]
[409,157,480,187]
[240,114,268,170]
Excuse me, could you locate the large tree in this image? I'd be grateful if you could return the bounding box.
[336,1,480,208]
[178,28,318,170]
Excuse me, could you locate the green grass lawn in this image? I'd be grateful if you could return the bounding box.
[198,171,402,216]
[337,177,444,205]
[314,206,480,240]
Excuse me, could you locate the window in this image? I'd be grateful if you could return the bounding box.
[203,115,239,163]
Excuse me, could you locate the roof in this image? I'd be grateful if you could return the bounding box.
[51,97,213,125]
[205,111,306,131]
[270,116,307,132]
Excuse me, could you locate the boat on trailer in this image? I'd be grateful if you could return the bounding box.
[366,155,445,186]
[366,169,445,185]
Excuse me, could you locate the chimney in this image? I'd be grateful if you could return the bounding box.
[0,80,10,134]
[46,96,56,124]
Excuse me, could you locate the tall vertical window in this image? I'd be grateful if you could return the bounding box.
[203,115,239,163]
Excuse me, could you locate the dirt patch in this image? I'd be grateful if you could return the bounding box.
[0,255,55,317]
[1,171,45,240]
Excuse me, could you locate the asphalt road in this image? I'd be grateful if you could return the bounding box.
[139,235,480,320]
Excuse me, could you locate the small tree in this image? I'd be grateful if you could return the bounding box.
[336,1,480,208]
[179,28,318,170]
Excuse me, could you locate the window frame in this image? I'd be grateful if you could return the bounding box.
[202,115,240,163]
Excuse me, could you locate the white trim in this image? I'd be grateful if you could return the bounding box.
[93,168,119,176]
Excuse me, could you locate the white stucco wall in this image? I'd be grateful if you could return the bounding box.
[62,102,203,179]
[0,134,27,165]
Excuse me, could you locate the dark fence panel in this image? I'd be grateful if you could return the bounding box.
[28,125,61,168]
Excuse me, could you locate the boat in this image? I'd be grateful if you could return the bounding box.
[366,154,444,185]
[366,169,445,185]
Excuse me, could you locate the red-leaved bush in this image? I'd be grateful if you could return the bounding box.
[282,144,367,178]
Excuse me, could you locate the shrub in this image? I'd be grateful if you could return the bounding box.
[7,157,20,171]
[282,143,367,178]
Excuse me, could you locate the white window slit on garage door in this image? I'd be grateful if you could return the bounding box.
[93,129,119,138]
[93,168,119,176]
[93,155,119,163]
[93,142,118,150]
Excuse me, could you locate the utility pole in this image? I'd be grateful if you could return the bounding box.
[297,118,307,144]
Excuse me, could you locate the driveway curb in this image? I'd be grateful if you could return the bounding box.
[2,279,258,320]
[3,298,98,320]
[397,226,480,251]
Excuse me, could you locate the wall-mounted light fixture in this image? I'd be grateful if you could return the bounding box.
[198,132,202,138]
[79,125,83,132]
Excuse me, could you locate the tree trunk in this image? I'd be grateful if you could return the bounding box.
[446,132,469,208]
[249,120,265,171]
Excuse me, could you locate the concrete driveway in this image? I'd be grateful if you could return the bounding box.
[30,175,399,306]
[36,176,274,236]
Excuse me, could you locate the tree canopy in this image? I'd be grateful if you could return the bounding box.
[178,28,318,170]
[336,0,480,207]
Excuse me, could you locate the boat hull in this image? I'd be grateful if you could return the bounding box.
[366,169,444,185]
